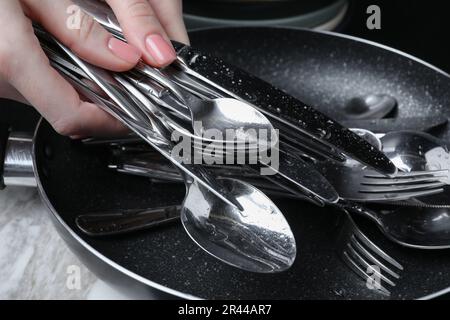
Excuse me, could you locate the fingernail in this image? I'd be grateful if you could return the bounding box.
[108,38,141,64]
[145,34,176,66]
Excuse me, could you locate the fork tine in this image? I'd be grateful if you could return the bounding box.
[352,188,444,202]
[341,251,391,296]
[351,235,401,278]
[346,243,396,287]
[336,212,402,296]
[364,170,448,179]
[353,229,404,271]
[361,176,445,186]
[359,181,445,193]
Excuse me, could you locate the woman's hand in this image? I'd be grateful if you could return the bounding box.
[0,0,188,137]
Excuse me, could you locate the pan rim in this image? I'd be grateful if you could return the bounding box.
[186,25,450,79]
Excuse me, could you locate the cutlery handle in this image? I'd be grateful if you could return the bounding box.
[0,124,10,189]
[75,206,181,237]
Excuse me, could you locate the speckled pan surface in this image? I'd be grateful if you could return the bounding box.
[32,27,450,299]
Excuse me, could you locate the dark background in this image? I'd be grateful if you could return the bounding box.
[341,0,450,73]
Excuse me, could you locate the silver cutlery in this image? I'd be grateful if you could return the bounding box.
[381,130,450,172]
[319,162,445,202]
[100,129,450,250]
[338,128,450,249]
[347,130,450,249]
[362,131,450,192]
[121,73,270,155]
[39,36,297,273]
[65,66,297,273]
[107,151,325,196]
[343,94,397,120]
[74,0,398,176]
[125,73,277,149]
[170,45,398,176]
[107,141,446,203]
[92,132,450,249]
[181,176,296,273]
[349,128,383,150]
[93,126,446,204]
[119,70,339,206]
[335,211,403,296]
[76,173,297,274]
[38,26,340,207]
[353,202,450,249]
[76,205,181,237]
[35,26,243,210]
[77,0,276,150]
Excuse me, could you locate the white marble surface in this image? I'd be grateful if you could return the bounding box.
[0,186,130,300]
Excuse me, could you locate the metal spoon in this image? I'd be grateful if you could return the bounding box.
[381,130,450,173]
[125,72,277,149]
[123,73,268,154]
[347,130,450,249]
[181,176,296,273]
[362,203,450,249]
[75,175,297,272]
[349,128,382,151]
[344,94,397,120]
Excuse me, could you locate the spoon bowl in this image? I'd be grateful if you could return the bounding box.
[370,204,450,249]
[381,131,450,172]
[350,128,383,151]
[344,94,397,120]
[184,93,278,150]
[181,177,297,273]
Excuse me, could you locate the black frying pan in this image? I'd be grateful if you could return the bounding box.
[2,27,450,299]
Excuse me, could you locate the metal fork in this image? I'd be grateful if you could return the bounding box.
[96,135,447,202]
[318,160,446,202]
[335,211,404,296]
[361,170,450,188]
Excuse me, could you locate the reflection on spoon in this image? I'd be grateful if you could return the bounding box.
[344,94,397,120]
[181,177,297,273]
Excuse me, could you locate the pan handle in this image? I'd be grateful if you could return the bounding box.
[0,124,10,189]
[1,132,37,188]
